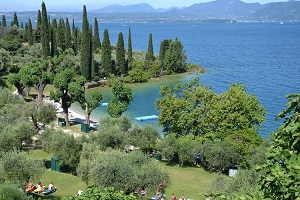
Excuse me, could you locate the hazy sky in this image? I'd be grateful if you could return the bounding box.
[0,0,288,11]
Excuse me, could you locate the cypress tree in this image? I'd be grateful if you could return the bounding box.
[72,19,76,33]
[35,10,42,42]
[145,33,155,68]
[50,19,58,56]
[57,19,66,50]
[80,5,92,80]
[41,2,50,57]
[159,39,171,70]
[127,28,133,65]
[72,19,79,54]
[93,18,101,50]
[64,18,72,50]
[116,32,126,75]
[20,22,24,29]
[28,18,33,45]
[24,23,29,40]
[90,26,97,80]
[12,12,19,27]
[101,29,112,77]
[2,15,6,27]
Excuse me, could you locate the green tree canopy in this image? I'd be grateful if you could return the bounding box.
[50,68,86,126]
[78,89,103,126]
[259,93,300,200]
[19,60,52,101]
[164,39,187,74]
[107,78,133,118]
[0,151,44,184]
[157,79,265,139]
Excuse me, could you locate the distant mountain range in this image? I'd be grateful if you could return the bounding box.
[4,0,300,22]
[89,0,300,21]
[91,3,158,14]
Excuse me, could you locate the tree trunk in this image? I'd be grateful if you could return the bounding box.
[31,115,39,129]
[63,106,70,126]
[85,104,90,126]
[35,83,45,102]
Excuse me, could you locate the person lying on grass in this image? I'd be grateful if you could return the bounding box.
[33,182,45,194]
[43,182,57,195]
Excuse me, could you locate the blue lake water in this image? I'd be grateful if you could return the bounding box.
[77,22,300,137]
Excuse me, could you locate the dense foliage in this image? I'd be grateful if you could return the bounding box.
[107,78,133,118]
[157,79,265,138]
[0,151,44,184]
[0,184,29,200]
[66,186,138,200]
[41,129,83,173]
[78,150,168,194]
[259,94,300,200]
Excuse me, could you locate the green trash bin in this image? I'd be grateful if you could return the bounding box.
[81,124,90,133]
[154,152,162,161]
[51,157,60,172]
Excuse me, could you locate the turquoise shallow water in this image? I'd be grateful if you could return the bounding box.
[74,22,300,137]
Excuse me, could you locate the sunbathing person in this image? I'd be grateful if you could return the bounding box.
[43,183,57,195]
[25,183,36,193]
[33,182,45,194]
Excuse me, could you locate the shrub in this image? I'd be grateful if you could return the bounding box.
[0,151,44,184]
[91,126,125,151]
[201,141,242,173]
[158,134,202,166]
[0,184,29,200]
[126,68,149,83]
[126,126,160,153]
[0,121,35,151]
[78,150,168,194]
[41,129,82,173]
[66,186,138,200]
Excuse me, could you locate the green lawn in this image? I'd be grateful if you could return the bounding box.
[40,170,87,198]
[27,150,221,199]
[161,163,222,200]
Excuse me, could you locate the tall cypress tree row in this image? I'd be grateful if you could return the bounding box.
[80,5,92,80]
[50,19,58,56]
[57,19,66,50]
[41,2,50,57]
[127,28,133,68]
[65,18,72,50]
[101,29,112,77]
[1,15,6,27]
[145,33,155,68]
[12,12,19,27]
[93,18,101,50]
[116,32,126,75]
[27,18,33,45]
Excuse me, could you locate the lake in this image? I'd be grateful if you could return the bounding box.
[74,22,300,137]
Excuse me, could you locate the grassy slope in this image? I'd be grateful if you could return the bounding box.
[161,163,221,199]
[27,150,220,199]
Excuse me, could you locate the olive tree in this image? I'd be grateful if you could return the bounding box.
[0,151,44,184]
